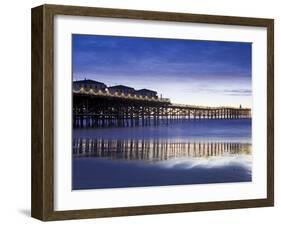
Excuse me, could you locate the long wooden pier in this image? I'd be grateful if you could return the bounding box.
[73,90,251,128]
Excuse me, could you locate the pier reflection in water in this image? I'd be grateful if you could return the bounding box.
[73,138,251,161]
[72,119,252,190]
[72,138,252,190]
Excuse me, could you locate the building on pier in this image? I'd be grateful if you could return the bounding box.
[136,89,158,98]
[108,85,135,96]
[73,79,107,92]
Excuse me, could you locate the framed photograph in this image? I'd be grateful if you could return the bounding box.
[31,4,274,221]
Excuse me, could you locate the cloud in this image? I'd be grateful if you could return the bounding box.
[222,89,252,96]
[184,87,252,96]
[72,34,252,81]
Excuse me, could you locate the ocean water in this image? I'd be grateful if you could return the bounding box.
[72,119,252,190]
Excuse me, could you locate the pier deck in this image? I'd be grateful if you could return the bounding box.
[73,90,251,128]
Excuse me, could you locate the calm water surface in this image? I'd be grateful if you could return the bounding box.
[72,119,252,190]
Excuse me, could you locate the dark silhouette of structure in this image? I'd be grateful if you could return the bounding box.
[73,79,107,92]
[136,89,158,98]
[72,79,252,128]
[108,85,135,95]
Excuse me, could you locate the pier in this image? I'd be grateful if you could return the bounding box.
[73,80,251,128]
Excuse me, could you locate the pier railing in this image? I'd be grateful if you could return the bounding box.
[73,88,171,103]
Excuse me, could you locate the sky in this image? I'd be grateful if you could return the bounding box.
[72,34,252,108]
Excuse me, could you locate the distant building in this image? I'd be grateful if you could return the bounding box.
[108,85,135,95]
[136,89,158,98]
[73,79,107,91]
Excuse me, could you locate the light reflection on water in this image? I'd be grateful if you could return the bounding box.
[72,119,252,189]
[156,154,252,172]
[73,138,251,162]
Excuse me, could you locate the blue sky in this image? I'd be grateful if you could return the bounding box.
[72,34,252,107]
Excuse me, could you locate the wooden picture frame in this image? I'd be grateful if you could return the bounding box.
[31,4,274,221]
